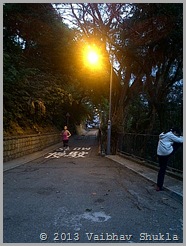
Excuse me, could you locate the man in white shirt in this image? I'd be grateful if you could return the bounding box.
[156,127,183,191]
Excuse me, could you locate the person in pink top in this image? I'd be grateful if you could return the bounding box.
[60,126,71,150]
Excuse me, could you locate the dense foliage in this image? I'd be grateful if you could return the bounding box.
[56,3,183,135]
[3,3,108,135]
[4,3,183,141]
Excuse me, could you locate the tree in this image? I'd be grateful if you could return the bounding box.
[56,3,183,134]
[3,3,83,133]
[127,3,183,132]
[4,3,182,140]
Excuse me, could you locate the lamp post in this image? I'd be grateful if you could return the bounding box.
[85,45,113,154]
[106,55,113,155]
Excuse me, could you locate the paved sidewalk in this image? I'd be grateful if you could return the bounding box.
[4,137,183,202]
[106,155,183,202]
[3,142,63,172]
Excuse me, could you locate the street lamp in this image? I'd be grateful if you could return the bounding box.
[84,45,101,69]
[85,44,113,155]
[87,50,99,65]
[106,56,113,155]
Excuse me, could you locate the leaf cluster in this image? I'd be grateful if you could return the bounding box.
[4,3,105,134]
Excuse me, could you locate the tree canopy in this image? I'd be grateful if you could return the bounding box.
[3,3,183,137]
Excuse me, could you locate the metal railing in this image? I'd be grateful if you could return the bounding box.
[117,133,183,175]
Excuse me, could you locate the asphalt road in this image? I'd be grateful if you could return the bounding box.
[3,134,183,243]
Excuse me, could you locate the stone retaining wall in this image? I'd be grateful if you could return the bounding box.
[3,132,61,162]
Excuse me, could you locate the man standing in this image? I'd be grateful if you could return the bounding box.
[156,127,183,191]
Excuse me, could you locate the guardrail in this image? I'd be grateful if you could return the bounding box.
[117,133,183,176]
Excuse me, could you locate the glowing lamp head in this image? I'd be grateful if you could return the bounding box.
[87,50,99,64]
[83,44,103,70]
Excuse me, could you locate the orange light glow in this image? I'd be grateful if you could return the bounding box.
[87,50,99,64]
[84,45,101,69]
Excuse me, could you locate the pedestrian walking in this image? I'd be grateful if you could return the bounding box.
[60,125,71,150]
[156,127,183,191]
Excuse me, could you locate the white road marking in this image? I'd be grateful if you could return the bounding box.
[45,147,91,159]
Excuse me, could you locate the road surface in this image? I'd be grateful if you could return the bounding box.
[3,133,183,243]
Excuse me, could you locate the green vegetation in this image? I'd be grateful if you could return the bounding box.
[4,3,183,139]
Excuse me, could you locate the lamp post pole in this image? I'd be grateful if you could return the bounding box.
[106,56,113,155]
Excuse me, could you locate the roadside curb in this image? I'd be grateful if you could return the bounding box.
[106,155,183,203]
[3,142,63,172]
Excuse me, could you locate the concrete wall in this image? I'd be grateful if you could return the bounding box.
[3,132,61,162]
